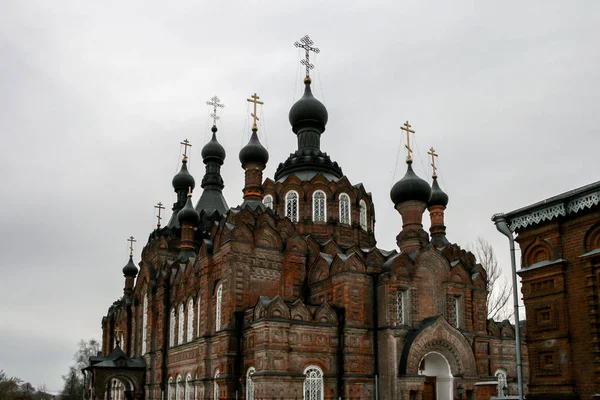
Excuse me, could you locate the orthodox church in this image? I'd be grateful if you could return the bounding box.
[84,38,526,400]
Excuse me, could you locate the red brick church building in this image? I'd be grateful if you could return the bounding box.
[84,42,527,400]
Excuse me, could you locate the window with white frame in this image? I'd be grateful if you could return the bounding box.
[495,369,508,395]
[285,191,299,223]
[454,296,461,329]
[216,284,223,331]
[214,370,220,400]
[246,367,256,400]
[263,194,273,209]
[197,292,201,337]
[359,200,367,231]
[167,377,174,400]
[303,366,324,400]
[185,374,191,400]
[187,298,194,342]
[339,193,351,225]
[397,290,407,325]
[178,304,184,344]
[169,308,176,347]
[312,190,326,222]
[176,375,182,400]
[142,294,148,354]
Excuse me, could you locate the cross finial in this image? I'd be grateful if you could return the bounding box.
[127,236,136,257]
[247,93,264,131]
[180,139,192,161]
[294,35,320,79]
[400,121,416,163]
[427,147,439,178]
[187,186,193,197]
[206,95,225,126]
[114,327,123,347]
[154,202,165,228]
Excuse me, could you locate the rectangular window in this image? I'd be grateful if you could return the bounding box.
[397,290,406,325]
[454,296,461,329]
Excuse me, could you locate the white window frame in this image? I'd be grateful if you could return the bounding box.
[359,200,367,231]
[303,366,324,400]
[169,307,176,347]
[285,191,299,223]
[495,369,508,395]
[397,289,407,325]
[167,377,174,400]
[246,367,256,400]
[312,190,327,222]
[187,298,194,342]
[176,375,182,400]
[339,193,351,225]
[216,284,223,331]
[142,293,148,354]
[178,303,185,344]
[214,370,220,400]
[454,296,461,329]
[263,194,273,209]
[185,374,191,400]
[197,291,201,337]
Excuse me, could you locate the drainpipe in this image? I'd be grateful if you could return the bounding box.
[372,274,379,400]
[491,213,524,400]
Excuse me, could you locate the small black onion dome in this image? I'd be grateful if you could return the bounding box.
[172,159,195,191]
[428,177,449,208]
[288,78,328,134]
[390,163,432,205]
[239,130,269,166]
[201,126,226,163]
[122,256,138,277]
[178,195,200,226]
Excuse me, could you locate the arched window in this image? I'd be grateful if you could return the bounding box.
[187,298,194,342]
[167,377,174,400]
[312,191,326,222]
[176,375,182,400]
[495,369,508,395]
[216,284,223,331]
[197,292,201,337]
[169,307,176,347]
[303,366,324,400]
[285,191,299,223]
[185,374,191,400]
[339,193,351,225]
[359,200,367,231]
[178,304,185,344]
[263,194,273,209]
[246,367,256,400]
[214,370,220,400]
[142,293,148,354]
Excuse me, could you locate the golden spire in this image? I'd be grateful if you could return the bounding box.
[127,236,136,257]
[400,121,415,163]
[247,93,264,131]
[180,139,192,161]
[427,147,439,178]
[154,201,165,228]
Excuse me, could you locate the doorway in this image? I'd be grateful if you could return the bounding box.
[419,352,453,400]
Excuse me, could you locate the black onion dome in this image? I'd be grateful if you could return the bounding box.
[428,177,449,207]
[390,163,432,205]
[289,79,328,134]
[172,159,195,191]
[178,195,200,226]
[201,126,226,163]
[122,256,138,277]
[239,130,269,166]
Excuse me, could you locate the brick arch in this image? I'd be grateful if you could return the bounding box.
[400,316,477,376]
[584,222,600,252]
[93,370,144,400]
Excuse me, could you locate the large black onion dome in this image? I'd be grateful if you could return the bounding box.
[289,79,328,134]
[172,159,195,191]
[390,163,432,205]
[239,130,269,166]
[122,256,138,277]
[178,195,200,226]
[428,177,449,207]
[201,126,226,163]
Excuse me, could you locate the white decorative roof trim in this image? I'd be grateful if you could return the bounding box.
[509,191,600,230]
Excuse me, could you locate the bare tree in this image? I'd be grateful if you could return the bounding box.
[473,237,513,321]
[0,370,22,400]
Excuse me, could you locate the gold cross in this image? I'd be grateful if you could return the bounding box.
[427,147,439,178]
[187,186,193,197]
[180,139,192,160]
[155,202,165,228]
[400,121,415,162]
[247,93,264,130]
[127,236,136,256]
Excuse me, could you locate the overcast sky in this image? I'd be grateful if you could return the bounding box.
[1,0,599,392]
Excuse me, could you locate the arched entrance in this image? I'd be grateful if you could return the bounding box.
[106,376,135,400]
[418,352,453,400]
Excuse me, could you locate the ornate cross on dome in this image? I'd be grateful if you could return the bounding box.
[206,95,225,126]
[247,93,264,130]
[154,201,165,228]
[427,147,439,178]
[127,236,136,256]
[294,35,320,78]
[180,139,192,160]
[187,186,193,197]
[400,121,415,163]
